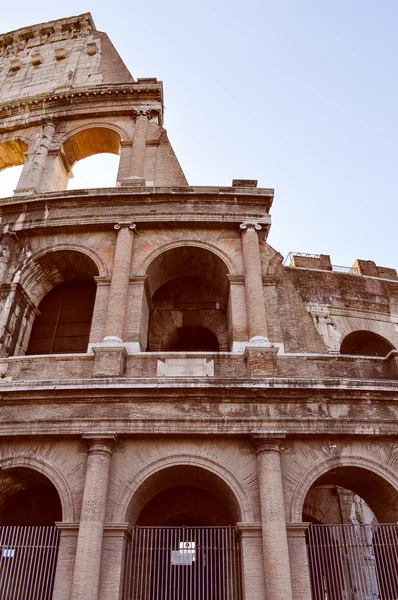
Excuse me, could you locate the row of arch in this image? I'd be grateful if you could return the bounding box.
[1,452,398,526]
[21,245,230,354]
[0,125,128,196]
[7,244,397,356]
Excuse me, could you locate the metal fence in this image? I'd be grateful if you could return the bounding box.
[123,526,242,600]
[307,523,398,600]
[0,525,60,600]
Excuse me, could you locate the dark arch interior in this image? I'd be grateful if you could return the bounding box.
[340,331,394,357]
[0,467,62,525]
[303,466,398,523]
[169,326,219,351]
[137,485,232,526]
[26,279,96,355]
[147,271,229,352]
[128,465,241,526]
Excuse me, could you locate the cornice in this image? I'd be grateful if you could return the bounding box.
[0,83,164,127]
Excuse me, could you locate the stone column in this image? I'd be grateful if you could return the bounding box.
[52,523,79,600]
[236,522,266,600]
[21,119,56,193]
[239,221,269,344]
[252,433,293,600]
[128,108,151,181]
[103,223,136,343]
[286,523,312,600]
[13,150,36,194]
[70,434,117,600]
[124,275,151,352]
[99,523,132,600]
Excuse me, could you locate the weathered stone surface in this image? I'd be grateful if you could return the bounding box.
[0,13,397,600]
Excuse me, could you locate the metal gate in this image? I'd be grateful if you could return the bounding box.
[307,523,398,600]
[123,526,242,600]
[0,525,60,600]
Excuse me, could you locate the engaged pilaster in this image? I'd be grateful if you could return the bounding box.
[92,223,135,376]
[16,119,56,194]
[70,434,117,600]
[239,221,269,344]
[103,223,136,344]
[126,108,151,184]
[252,432,293,600]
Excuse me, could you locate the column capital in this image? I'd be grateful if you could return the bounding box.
[251,431,287,454]
[235,522,262,540]
[132,107,152,121]
[286,522,311,538]
[114,222,136,231]
[239,221,263,232]
[82,433,118,455]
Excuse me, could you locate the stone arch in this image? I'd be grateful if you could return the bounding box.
[290,455,398,523]
[12,246,102,355]
[0,454,75,522]
[61,125,122,168]
[340,330,395,357]
[0,138,28,171]
[113,454,254,525]
[144,243,231,351]
[15,244,105,306]
[140,240,233,278]
[59,122,128,147]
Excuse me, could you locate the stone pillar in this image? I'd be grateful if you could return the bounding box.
[53,523,79,600]
[13,150,36,194]
[70,434,117,600]
[99,523,132,600]
[124,275,151,352]
[116,141,133,182]
[128,108,151,181]
[252,433,293,600]
[236,522,266,600]
[18,119,56,193]
[286,523,312,600]
[239,221,269,344]
[103,223,136,343]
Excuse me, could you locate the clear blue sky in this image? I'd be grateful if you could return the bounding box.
[1,0,397,269]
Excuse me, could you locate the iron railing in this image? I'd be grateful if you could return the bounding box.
[123,526,242,600]
[307,523,398,600]
[0,525,60,600]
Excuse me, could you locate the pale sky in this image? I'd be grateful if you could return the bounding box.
[1,0,397,270]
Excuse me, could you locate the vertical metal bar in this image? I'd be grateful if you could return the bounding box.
[13,525,30,600]
[45,526,60,600]
[308,525,322,600]
[380,525,395,599]
[1,525,19,599]
[132,526,140,600]
[155,527,161,600]
[32,526,45,599]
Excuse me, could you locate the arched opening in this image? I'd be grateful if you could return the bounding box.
[26,280,96,355]
[145,247,230,352]
[303,466,398,600]
[67,153,120,190]
[0,467,61,598]
[22,249,99,355]
[53,127,121,190]
[130,465,240,526]
[0,139,27,198]
[340,330,395,357]
[122,466,243,600]
[0,467,62,526]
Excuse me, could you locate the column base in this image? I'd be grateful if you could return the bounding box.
[119,176,146,187]
[92,344,128,377]
[245,345,279,376]
[13,186,38,196]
